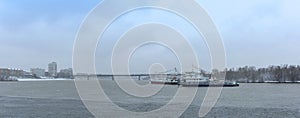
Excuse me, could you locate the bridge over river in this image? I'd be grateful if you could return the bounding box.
[74,74,181,80]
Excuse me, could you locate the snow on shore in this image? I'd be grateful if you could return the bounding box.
[17,78,73,81]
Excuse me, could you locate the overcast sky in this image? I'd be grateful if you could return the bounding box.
[0,0,299,73]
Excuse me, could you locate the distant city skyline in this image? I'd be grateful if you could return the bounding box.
[0,61,72,73]
[1,0,300,73]
[0,61,70,72]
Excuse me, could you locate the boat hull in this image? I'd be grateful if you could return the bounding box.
[181,83,239,87]
[151,81,179,85]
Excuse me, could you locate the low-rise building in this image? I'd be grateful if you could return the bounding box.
[0,68,10,80]
[30,68,45,77]
[0,68,25,80]
[57,68,73,79]
[9,69,25,77]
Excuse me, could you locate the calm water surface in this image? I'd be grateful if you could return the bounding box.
[0,80,299,118]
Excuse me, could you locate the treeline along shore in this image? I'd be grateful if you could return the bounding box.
[223,65,300,83]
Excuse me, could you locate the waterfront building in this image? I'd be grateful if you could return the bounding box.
[0,68,25,80]
[48,62,57,77]
[9,69,25,77]
[0,68,10,80]
[30,68,45,77]
[57,68,73,78]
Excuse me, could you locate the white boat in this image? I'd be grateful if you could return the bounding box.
[150,67,239,87]
[150,74,179,85]
[180,72,209,86]
[150,68,180,85]
[180,72,239,87]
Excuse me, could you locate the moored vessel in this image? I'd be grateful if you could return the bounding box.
[180,72,239,87]
[150,74,179,85]
[150,67,239,87]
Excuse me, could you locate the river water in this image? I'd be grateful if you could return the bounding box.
[0,80,299,118]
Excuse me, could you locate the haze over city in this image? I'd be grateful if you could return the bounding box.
[0,0,299,73]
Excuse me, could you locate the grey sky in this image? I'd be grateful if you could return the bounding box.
[0,0,299,72]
